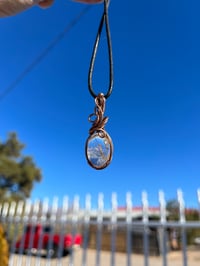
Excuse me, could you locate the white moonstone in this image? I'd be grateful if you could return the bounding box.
[86,132,112,169]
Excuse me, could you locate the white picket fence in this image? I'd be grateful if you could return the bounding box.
[0,189,200,266]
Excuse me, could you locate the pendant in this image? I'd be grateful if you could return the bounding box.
[85,93,113,170]
[86,130,113,170]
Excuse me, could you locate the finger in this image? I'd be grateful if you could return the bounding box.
[38,0,54,8]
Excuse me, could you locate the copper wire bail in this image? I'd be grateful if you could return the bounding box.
[85,94,113,170]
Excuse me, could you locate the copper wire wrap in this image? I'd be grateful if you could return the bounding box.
[88,93,109,136]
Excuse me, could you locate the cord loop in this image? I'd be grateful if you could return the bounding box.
[88,0,113,99]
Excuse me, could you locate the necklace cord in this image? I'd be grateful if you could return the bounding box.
[88,0,113,99]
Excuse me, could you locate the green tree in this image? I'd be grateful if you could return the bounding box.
[166,199,179,221]
[167,199,200,245]
[0,132,42,201]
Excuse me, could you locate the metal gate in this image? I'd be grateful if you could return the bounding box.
[0,189,200,266]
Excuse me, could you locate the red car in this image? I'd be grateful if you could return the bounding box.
[15,224,82,258]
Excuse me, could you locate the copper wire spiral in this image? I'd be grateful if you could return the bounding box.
[88,93,109,136]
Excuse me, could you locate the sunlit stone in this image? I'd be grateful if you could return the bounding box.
[86,132,112,169]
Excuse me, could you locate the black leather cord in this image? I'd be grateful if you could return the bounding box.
[88,0,113,99]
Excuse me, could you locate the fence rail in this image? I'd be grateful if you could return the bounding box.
[0,189,200,266]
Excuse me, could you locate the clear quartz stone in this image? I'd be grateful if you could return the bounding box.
[86,132,112,169]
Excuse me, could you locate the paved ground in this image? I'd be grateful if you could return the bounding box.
[10,249,200,266]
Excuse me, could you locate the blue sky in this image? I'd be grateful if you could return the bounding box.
[1,0,200,208]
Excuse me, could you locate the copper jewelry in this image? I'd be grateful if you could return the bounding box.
[85,0,114,170]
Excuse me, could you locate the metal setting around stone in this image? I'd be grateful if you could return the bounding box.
[85,131,113,170]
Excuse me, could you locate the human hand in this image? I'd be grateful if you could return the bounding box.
[0,0,54,17]
[0,0,103,18]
